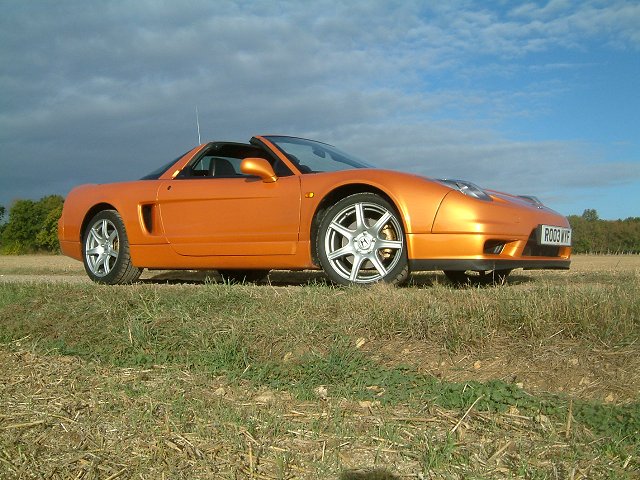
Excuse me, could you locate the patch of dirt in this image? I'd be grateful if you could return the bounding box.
[372,338,640,404]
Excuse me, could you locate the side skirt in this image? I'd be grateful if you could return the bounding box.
[129,242,315,270]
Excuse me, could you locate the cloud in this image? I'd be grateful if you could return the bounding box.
[0,0,638,218]
[507,0,640,50]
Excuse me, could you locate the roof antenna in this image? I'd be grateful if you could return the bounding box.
[195,106,201,144]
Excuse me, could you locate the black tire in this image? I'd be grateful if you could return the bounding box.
[82,210,142,284]
[218,269,270,284]
[444,269,512,286]
[317,193,409,285]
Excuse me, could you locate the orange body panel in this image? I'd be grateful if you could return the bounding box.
[156,175,301,256]
[432,190,571,236]
[59,135,571,275]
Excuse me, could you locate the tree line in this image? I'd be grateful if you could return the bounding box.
[567,209,640,254]
[0,197,639,255]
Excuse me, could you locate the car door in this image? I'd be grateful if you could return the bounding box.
[156,172,301,257]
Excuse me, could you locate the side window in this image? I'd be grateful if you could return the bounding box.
[180,143,295,179]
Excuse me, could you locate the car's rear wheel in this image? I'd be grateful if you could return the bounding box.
[82,210,142,284]
[444,269,511,286]
[317,193,409,285]
[217,269,270,283]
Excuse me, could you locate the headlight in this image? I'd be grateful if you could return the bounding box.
[438,179,492,201]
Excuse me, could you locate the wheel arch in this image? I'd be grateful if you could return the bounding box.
[80,203,118,242]
[310,183,405,266]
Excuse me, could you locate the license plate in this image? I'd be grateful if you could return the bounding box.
[537,225,572,246]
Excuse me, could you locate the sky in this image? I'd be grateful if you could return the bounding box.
[1,0,639,220]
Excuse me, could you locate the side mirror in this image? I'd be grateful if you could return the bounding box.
[241,158,278,183]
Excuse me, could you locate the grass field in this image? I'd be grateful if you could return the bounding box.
[0,255,638,479]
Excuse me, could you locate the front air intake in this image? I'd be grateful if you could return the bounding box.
[483,240,505,255]
[523,230,560,257]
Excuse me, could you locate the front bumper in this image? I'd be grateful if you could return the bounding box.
[406,231,571,272]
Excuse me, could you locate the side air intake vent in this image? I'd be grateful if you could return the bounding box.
[483,240,505,255]
[141,204,154,234]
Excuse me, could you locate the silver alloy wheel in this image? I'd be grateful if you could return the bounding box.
[84,218,120,277]
[323,201,404,283]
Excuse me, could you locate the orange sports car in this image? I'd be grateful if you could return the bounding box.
[58,135,572,285]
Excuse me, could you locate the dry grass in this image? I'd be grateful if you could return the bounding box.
[2,344,636,479]
[0,255,639,478]
[0,254,84,275]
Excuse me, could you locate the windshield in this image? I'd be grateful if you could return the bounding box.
[140,152,188,180]
[264,136,373,173]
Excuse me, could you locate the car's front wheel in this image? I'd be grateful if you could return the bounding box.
[317,193,409,285]
[82,210,142,284]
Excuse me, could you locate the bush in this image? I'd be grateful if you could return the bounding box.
[0,205,5,238]
[0,195,64,254]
